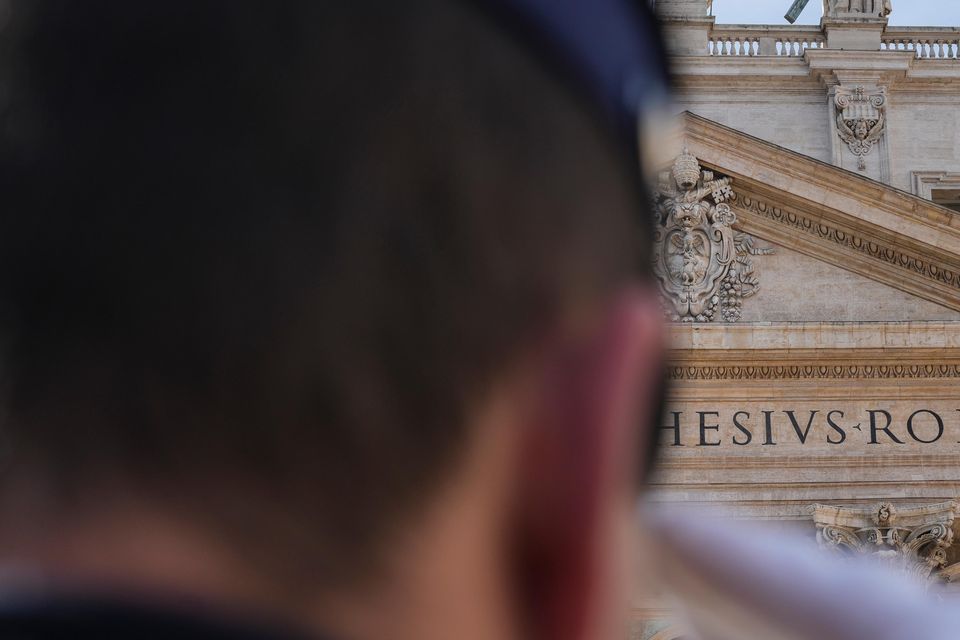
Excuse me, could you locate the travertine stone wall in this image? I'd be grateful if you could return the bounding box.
[740,243,959,322]
[887,98,960,192]
[675,93,833,162]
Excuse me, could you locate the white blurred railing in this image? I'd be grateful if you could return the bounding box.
[707,25,825,57]
[706,25,960,59]
[881,28,960,59]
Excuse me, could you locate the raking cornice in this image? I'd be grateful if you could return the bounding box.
[678,111,960,311]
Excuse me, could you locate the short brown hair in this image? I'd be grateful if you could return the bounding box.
[0,0,649,589]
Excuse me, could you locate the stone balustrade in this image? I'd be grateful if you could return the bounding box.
[706,25,960,59]
[708,25,826,56]
[881,27,960,59]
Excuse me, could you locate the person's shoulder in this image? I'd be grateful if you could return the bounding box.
[0,595,321,640]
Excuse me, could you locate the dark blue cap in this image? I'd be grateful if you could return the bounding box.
[476,0,671,161]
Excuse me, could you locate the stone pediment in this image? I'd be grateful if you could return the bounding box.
[675,111,960,316]
[651,113,960,523]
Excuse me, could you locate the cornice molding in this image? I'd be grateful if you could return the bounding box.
[656,453,960,471]
[733,190,960,309]
[668,322,960,350]
[668,345,960,381]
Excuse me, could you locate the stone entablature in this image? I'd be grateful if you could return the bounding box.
[651,335,960,520]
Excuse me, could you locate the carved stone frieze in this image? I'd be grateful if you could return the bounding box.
[653,150,773,323]
[669,362,960,381]
[813,500,958,585]
[835,85,887,171]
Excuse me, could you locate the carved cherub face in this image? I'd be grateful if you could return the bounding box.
[855,119,870,140]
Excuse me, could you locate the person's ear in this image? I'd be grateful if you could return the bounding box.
[512,289,664,640]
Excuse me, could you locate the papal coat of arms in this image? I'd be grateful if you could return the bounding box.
[653,150,772,323]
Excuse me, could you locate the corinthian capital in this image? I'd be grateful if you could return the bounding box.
[812,500,959,585]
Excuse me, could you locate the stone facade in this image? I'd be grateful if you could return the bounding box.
[639,1,960,637]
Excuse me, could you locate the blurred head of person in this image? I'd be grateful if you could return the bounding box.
[0,1,665,639]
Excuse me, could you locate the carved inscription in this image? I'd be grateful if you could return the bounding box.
[658,408,960,447]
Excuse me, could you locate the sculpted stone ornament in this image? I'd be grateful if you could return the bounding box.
[836,85,887,171]
[823,0,892,18]
[653,150,772,323]
[812,501,959,585]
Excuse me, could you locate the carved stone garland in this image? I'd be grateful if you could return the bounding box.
[813,501,958,585]
[653,150,773,323]
[835,86,887,171]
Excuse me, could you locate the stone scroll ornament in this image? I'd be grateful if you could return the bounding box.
[836,85,886,171]
[653,150,772,323]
